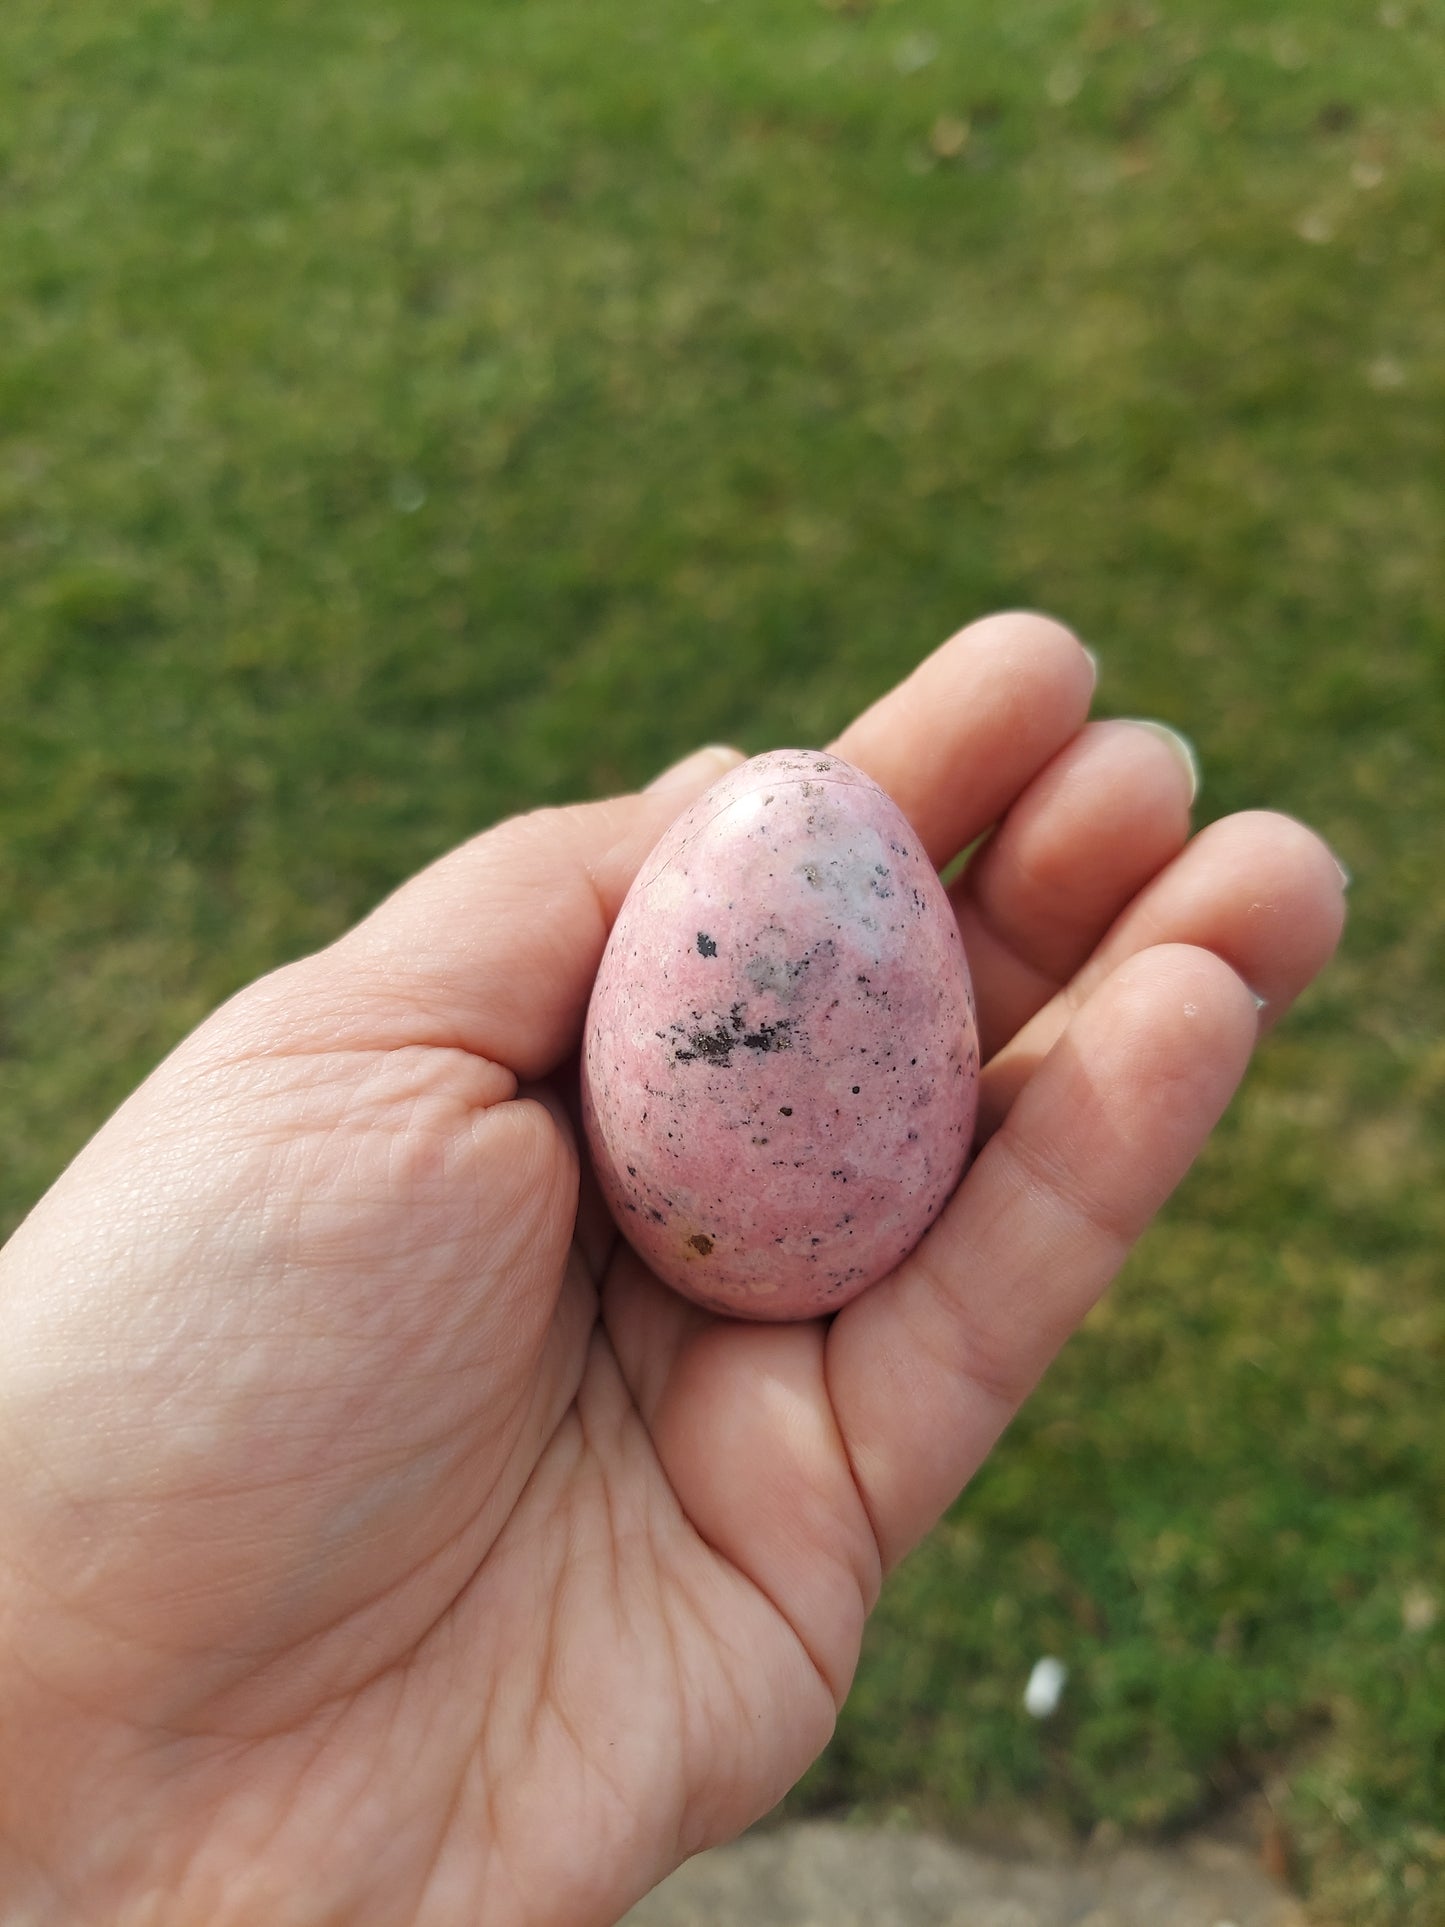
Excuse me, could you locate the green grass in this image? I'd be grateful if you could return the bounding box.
[2,0,1442,1917]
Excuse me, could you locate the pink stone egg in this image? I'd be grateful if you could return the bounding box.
[581,749,979,1320]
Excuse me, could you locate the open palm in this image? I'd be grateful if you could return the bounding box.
[0,616,1345,1927]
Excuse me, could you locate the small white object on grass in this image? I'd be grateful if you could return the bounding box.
[1023,1656,1067,1720]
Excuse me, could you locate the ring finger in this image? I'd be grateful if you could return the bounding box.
[977,808,1348,1136]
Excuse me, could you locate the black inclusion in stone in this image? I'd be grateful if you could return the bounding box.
[740,1019,791,1053]
[673,1010,794,1068]
[696,932,718,958]
[678,1023,735,1064]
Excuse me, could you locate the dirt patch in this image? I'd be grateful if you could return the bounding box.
[624,1818,1306,1926]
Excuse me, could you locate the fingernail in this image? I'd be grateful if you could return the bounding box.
[645,744,745,795]
[1080,643,1100,686]
[1127,719,1201,805]
[1331,849,1352,890]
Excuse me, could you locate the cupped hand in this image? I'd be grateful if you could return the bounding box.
[0,616,1345,1927]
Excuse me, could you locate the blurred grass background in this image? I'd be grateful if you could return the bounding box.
[1,0,1442,1917]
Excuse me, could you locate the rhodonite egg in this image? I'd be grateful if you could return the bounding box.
[581,748,978,1320]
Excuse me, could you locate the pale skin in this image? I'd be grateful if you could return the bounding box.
[0,614,1346,1926]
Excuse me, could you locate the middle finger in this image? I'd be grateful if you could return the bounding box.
[952,718,1199,1058]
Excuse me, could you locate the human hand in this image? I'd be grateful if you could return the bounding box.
[0,615,1345,1927]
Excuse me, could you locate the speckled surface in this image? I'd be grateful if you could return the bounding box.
[582,749,978,1320]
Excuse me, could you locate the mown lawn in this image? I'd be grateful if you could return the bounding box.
[2,0,1442,1917]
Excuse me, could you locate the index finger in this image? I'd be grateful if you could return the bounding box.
[830,611,1097,866]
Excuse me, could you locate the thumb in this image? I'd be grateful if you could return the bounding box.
[271,746,746,1078]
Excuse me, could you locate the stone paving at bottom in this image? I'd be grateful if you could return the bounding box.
[623,1821,1306,1927]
